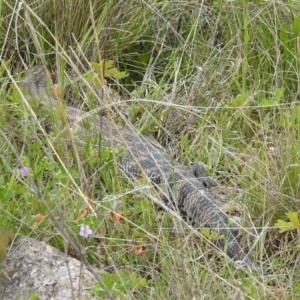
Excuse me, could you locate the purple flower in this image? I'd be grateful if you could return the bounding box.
[75,115,82,122]
[21,119,29,125]
[18,166,29,177]
[79,225,93,238]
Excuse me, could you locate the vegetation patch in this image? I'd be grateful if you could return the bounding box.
[1,0,300,298]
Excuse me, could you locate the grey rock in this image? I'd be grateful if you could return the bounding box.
[1,237,100,300]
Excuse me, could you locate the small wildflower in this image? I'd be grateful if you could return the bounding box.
[79,225,93,239]
[75,115,82,122]
[21,119,29,125]
[18,166,29,177]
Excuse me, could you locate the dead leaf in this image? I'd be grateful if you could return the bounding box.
[76,206,91,221]
[111,211,124,223]
[133,246,145,256]
[276,285,285,299]
[36,214,45,222]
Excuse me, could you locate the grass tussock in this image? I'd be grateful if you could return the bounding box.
[1,0,300,298]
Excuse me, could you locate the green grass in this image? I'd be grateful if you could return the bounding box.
[1,0,300,298]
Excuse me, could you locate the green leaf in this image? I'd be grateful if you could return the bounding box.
[112,71,129,80]
[259,88,284,107]
[275,87,285,100]
[104,60,114,69]
[227,93,248,107]
[275,212,300,233]
[201,228,223,241]
[279,24,291,44]
[91,61,102,74]
[279,23,294,61]
[293,15,300,36]
[105,67,119,77]
[27,291,39,300]
[90,61,105,88]
[83,72,97,85]
[274,219,290,233]
[259,98,279,107]
[287,212,300,228]
[90,60,129,83]
[290,105,300,119]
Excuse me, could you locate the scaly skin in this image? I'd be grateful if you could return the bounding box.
[21,65,263,274]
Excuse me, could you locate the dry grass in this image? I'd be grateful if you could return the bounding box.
[1,0,300,298]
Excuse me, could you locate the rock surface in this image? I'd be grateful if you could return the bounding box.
[0,237,101,300]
